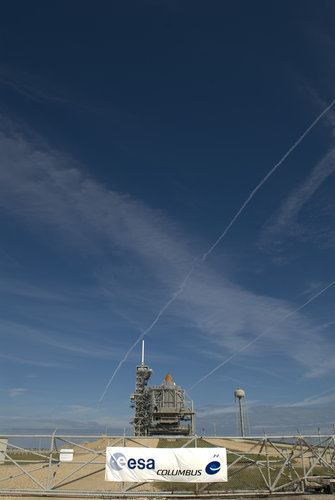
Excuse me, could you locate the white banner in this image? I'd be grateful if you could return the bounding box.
[105,446,227,482]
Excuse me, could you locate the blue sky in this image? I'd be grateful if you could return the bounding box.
[1,1,335,436]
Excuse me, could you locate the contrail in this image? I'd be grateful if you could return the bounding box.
[98,264,196,402]
[201,98,335,261]
[99,98,335,402]
[189,280,335,391]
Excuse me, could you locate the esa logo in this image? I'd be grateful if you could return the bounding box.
[110,453,155,471]
[205,461,221,475]
[110,452,127,471]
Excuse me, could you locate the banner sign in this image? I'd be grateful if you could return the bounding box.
[105,446,227,482]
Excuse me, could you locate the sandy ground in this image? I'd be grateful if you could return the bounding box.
[0,438,159,494]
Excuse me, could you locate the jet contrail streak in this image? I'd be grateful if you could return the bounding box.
[98,264,196,402]
[99,98,335,402]
[189,280,335,391]
[201,98,335,261]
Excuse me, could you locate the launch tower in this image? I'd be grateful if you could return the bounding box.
[130,342,195,436]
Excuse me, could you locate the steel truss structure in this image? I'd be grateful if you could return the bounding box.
[0,433,334,497]
[130,343,195,436]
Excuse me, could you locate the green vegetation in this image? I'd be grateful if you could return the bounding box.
[157,438,212,448]
[1,450,58,465]
[154,439,332,493]
[154,465,304,493]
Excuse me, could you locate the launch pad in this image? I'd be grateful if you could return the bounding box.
[130,342,195,436]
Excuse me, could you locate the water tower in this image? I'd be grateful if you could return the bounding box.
[234,388,250,437]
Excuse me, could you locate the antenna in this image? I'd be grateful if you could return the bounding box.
[141,340,145,366]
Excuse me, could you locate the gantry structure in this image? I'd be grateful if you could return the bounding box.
[130,342,195,436]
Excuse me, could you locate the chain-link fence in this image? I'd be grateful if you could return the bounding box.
[0,433,334,497]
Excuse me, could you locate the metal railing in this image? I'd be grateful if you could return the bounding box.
[0,433,334,497]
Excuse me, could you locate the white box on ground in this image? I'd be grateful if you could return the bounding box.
[60,448,74,462]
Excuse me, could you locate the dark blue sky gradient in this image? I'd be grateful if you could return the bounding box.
[0,1,335,434]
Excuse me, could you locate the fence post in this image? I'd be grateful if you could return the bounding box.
[264,434,272,492]
[299,434,306,493]
[46,429,57,490]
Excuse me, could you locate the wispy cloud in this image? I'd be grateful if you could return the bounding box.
[0,319,127,360]
[0,116,191,282]
[196,405,236,418]
[261,146,335,248]
[290,394,335,407]
[98,97,335,399]
[186,278,335,388]
[280,386,335,407]
[0,353,63,368]
[0,117,334,385]
[0,67,71,105]
[8,388,27,397]
[249,405,335,435]
[0,280,70,302]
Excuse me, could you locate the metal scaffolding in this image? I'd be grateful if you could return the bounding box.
[130,341,195,436]
[0,433,335,497]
